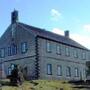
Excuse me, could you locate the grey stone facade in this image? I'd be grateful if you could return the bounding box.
[0,10,89,80]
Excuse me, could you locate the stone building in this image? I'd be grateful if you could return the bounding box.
[0,10,89,80]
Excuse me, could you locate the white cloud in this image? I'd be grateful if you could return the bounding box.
[52,28,64,35]
[52,28,90,49]
[50,9,61,21]
[83,24,90,32]
[71,34,90,49]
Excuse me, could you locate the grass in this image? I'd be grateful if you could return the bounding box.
[0,79,88,90]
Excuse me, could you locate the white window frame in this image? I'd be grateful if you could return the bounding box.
[65,46,70,56]
[8,67,11,75]
[47,64,52,75]
[75,68,79,77]
[56,44,61,55]
[21,42,27,53]
[8,44,17,56]
[66,66,71,77]
[73,49,78,58]
[8,47,12,56]
[12,44,17,55]
[82,52,86,60]
[57,65,62,76]
[0,48,5,58]
[46,41,51,52]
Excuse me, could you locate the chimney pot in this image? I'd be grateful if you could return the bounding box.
[11,10,18,24]
[64,30,69,38]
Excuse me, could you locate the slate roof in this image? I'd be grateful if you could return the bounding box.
[18,22,88,50]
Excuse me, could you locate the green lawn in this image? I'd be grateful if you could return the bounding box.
[0,79,87,90]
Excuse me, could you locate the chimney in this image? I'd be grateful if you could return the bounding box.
[64,30,69,38]
[11,10,18,24]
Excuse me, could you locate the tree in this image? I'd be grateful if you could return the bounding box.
[9,64,24,86]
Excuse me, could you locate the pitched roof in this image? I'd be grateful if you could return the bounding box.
[18,22,88,50]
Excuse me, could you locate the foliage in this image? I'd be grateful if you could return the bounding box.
[8,65,24,86]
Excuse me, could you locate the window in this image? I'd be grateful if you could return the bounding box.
[8,44,17,56]
[83,69,86,78]
[82,52,86,60]
[8,47,11,56]
[46,41,51,52]
[75,68,79,77]
[12,44,17,55]
[21,42,27,53]
[57,65,62,76]
[47,64,52,75]
[11,64,15,70]
[65,47,70,56]
[73,49,78,58]
[80,71,83,80]
[0,48,5,58]
[66,66,71,77]
[56,45,61,54]
[8,64,16,75]
[8,67,11,75]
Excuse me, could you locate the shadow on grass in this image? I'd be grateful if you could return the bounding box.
[0,80,18,86]
[73,86,90,89]
[29,80,39,86]
[68,80,90,89]
[0,80,10,86]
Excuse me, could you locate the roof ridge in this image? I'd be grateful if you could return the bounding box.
[18,22,67,38]
[18,22,88,50]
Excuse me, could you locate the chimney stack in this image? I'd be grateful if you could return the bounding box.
[64,30,69,38]
[11,10,18,24]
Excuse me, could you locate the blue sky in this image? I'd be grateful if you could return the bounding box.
[0,0,90,49]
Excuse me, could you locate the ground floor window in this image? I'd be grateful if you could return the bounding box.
[66,66,71,77]
[8,64,16,75]
[57,65,62,76]
[8,67,11,75]
[47,64,52,75]
[75,68,79,77]
[11,64,15,70]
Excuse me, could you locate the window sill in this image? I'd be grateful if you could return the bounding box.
[46,51,52,53]
[57,75,62,76]
[47,74,52,75]
[56,53,61,55]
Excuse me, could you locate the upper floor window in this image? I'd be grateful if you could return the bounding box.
[8,47,11,56]
[66,66,71,77]
[8,44,17,56]
[47,64,52,75]
[21,42,27,53]
[82,52,86,60]
[12,44,17,55]
[73,49,78,58]
[75,68,79,77]
[57,65,62,76]
[65,47,70,56]
[0,48,5,58]
[56,44,61,55]
[46,41,51,52]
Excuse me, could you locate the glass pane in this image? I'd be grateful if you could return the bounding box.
[47,64,52,75]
